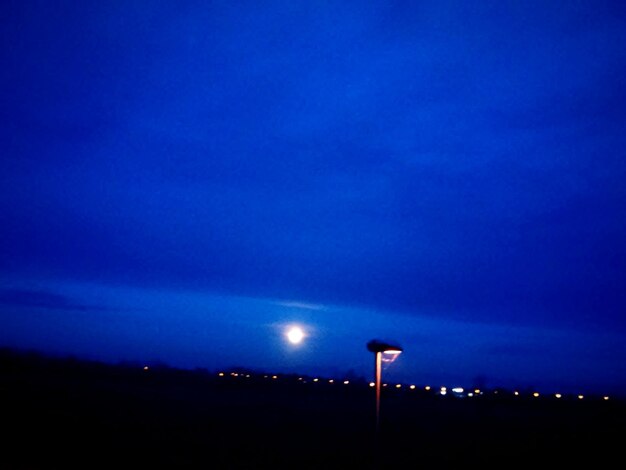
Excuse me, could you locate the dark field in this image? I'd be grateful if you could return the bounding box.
[1,349,624,469]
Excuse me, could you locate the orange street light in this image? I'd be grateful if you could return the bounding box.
[366,339,403,435]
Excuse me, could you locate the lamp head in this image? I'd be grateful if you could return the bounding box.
[367,339,403,354]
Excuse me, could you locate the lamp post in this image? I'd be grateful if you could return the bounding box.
[366,340,403,435]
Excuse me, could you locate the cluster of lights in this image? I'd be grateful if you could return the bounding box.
[212,370,612,401]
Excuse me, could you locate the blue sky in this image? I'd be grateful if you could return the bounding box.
[1,1,625,396]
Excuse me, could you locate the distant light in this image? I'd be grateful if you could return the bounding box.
[555,393,562,399]
[410,385,416,390]
[452,387,464,394]
[396,384,401,388]
[383,383,388,387]
[245,374,250,378]
[533,392,540,398]
[604,396,610,401]
[369,382,375,387]
[272,375,278,379]
[143,366,149,371]
[286,326,305,344]
[298,377,303,381]
[218,372,224,377]
[263,375,268,378]
[425,386,431,391]
[474,389,481,394]
[468,393,474,397]
[440,386,447,392]
[578,395,584,400]
[514,391,519,396]
[440,390,447,396]
[313,378,319,382]
[343,380,349,385]
[329,379,334,383]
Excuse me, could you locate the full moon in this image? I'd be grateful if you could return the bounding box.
[286,326,305,344]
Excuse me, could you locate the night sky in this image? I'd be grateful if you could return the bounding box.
[1,1,625,396]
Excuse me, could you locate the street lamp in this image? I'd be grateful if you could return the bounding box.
[366,339,403,434]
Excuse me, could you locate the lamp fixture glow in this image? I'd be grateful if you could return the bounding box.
[383,349,402,355]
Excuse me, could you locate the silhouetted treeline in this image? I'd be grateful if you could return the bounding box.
[1,347,624,468]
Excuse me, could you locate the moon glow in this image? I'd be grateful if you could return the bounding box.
[286,326,305,344]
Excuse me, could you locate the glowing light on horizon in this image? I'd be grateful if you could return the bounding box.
[143,366,149,371]
[212,370,598,404]
[211,370,620,403]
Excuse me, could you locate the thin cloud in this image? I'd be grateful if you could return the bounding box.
[0,288,107,312]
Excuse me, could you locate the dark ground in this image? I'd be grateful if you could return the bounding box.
[1,348,624,468]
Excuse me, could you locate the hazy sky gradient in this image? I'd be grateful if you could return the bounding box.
[1,1,625,395]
